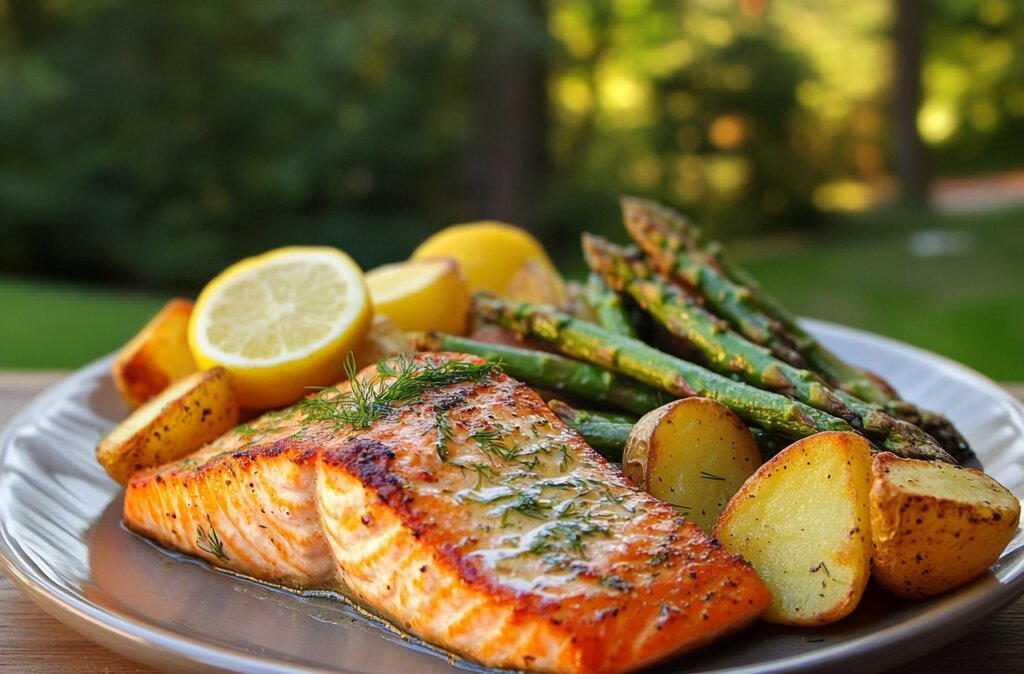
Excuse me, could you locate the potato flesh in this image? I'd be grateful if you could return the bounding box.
[714,432,873,626]
[502,258,568,309]
[870,452,1021,599]
[96,367,239,485]
[112,298,198,408]
[624,397,760,533]
[352,314,412,369]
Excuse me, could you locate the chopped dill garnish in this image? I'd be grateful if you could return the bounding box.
[597,574,632,592]
[810,561,831,576]
[529,522,587,557]
[233,424,260,437]
[558,444,572,471]
[498,491,551,526]
[471,428,520,462]
[670,504,692,517]
[699,471,725,481]
[648,551,669,565]
[460,462,500,489]
[297,353,500,431]
[196,525,229,562]
[434,410,454,461]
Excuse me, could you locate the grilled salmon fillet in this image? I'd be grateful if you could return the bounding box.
[124,353,770,674]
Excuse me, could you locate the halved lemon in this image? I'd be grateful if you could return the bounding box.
[365,257,470,335]
[189,246,372,410]
[411,221,565,302]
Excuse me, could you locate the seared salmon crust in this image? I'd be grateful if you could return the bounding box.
[125,352,770,674]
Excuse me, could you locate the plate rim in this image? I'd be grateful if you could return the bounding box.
[2,320,1023,674]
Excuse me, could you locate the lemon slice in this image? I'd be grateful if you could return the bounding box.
[365,257,470,335]
[189,246,372,410]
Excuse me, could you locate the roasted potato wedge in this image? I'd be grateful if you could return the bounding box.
[96,367,239,485]
[623,397,761,533]
[870,451,1021,599]
[714,431,873,626]
[112,298,198,408]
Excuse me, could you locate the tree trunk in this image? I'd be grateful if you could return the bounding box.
[463,0,548,227]
[892,0,930,204]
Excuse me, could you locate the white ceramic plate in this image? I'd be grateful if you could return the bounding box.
[1,320,1023,674]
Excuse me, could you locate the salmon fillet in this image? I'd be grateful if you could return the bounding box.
[124,353,770,674]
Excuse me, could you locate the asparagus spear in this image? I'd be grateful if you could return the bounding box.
[621,196,882,397]
[473,295,859,442]
[583,234,956,464]
[622,200,803,366]
[621,196,971,462]
[414,332,668,416]
[548,400,633,461]
[582,272,638,338]
[584,233,862,426]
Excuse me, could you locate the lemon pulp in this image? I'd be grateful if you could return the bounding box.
[190,246,372,409]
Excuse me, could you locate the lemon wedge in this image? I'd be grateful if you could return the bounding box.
[411,221,564,302]
[189,246,372,410]
[365,258,470,335]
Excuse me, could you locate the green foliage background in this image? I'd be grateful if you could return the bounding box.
[3,1,1023,288]
[1,1,1022,378]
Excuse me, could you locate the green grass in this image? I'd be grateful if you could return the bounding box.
[734,205,1024,382]
[0,276,167,369]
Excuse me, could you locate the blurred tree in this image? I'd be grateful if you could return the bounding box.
[463,0,548,226]
[892,0,930,202]
[0,0,545,287]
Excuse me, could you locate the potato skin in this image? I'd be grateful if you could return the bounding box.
[713,431,873,626]
[623,397,760,533]
[97,367,239,485]
[112,298,198,408]
[870,452,1021,599]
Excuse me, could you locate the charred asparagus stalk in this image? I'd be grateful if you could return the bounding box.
[414,332,667,416]
[583,234,956,464]
[622,199,804,366]
[584,234,861,425]
[474,295,859,442]
[548,400,633,461]
[620,196,971,461]
[620,197,882,385]
[582,272,638,338]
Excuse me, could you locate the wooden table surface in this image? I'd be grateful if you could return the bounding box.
[1,372,1022,673]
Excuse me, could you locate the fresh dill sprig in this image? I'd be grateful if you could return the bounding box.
[297,353,501,431]
[435,410,454,461]
[196,525,229,562]
[699,471,725,481]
